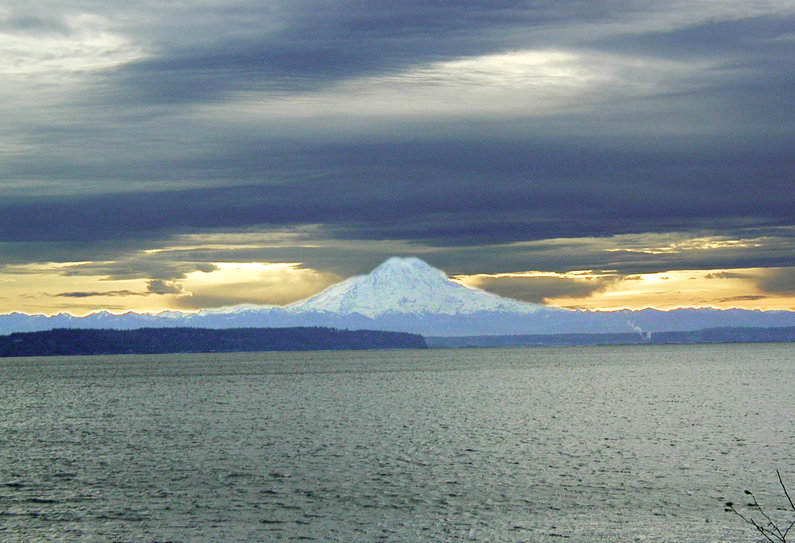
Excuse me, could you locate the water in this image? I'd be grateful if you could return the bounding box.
[1,343,794,542]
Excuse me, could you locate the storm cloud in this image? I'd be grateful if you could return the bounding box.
[1,0,794,311]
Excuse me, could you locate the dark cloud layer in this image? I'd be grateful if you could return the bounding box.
[462,274,617,304]
[2,139,793,252]
[118,0,625,103]
[54,290,141,298]
[2,0,795,287]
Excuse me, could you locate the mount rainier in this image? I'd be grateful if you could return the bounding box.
[289,257,540,317]
[1,257,795,336]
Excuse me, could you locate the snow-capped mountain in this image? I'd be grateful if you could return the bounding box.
[287,256,541,317]
[2,257,795,336]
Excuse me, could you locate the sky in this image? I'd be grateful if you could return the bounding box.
[1,0,795,316]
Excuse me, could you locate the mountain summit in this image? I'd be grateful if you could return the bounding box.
[288,256,542,317]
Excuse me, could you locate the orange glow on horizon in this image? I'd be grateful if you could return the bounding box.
[0,261,793,316]
[457,268,795,312]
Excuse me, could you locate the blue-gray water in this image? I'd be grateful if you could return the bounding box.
[2,343,794,542]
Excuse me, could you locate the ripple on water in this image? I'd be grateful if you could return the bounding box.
[0,344,793,542]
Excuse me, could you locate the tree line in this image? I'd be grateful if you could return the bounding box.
[0,327,427,357]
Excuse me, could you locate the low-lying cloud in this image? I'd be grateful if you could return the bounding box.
[458,273,618,304]
[54,290,142,298]
[758,267,795,295]
[146,279,186,296]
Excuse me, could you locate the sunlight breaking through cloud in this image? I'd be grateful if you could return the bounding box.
[0,13,145,77]
[202,48,714,127]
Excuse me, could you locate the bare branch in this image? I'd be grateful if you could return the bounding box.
[779,471,795,512]
[726,473,795,543]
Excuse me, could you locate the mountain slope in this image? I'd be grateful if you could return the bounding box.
[288,257,542,317]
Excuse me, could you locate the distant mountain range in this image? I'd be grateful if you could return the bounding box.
[2,257,795,337]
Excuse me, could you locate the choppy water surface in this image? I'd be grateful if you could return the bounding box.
[1,343,794,542]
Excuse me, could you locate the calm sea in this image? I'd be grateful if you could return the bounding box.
[1,343,794,542]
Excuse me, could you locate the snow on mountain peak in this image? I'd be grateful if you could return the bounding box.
[368,257,449,286]
[287,257,541,317]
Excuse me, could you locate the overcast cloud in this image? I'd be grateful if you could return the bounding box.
[1,0,794,312]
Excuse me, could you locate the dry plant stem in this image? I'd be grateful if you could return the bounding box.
[780,471,795,512]
[726,471,795,543]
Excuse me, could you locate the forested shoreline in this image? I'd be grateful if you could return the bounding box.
[0,327,427,357]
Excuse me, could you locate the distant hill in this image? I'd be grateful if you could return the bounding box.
[0,327,427,358]
[427,327,795,348]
